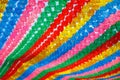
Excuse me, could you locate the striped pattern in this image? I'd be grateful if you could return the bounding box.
[0,0,120,80]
